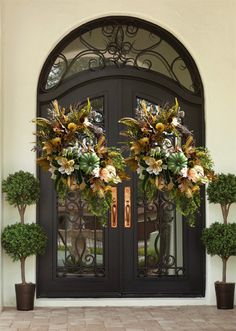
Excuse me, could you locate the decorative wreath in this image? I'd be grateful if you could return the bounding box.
[119,99,214,226]
[34,99,127,221]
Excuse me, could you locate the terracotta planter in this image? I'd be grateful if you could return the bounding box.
[15,283,35,311]
[215,282,235,309]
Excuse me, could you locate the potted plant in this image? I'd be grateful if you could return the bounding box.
[1,171,47,310]
[202,173,236,309]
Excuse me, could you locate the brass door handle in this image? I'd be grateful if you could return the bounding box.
[111,187,118,228]
[124,186,131,228]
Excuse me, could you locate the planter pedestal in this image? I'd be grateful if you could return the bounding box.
[215,282,235,309]
[15,283,35,311]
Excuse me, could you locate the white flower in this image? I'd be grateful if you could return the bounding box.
[92,167,100,178]
[100,165,121,183]
[57,157,75,175]
[150,147,161,156]
[145,157,163,175]
[172,117,179,126]
[84,117,92,126]
[49,164,57,180]
[180,167,188,177]
[137,165,145,179]
[162,138,173,150]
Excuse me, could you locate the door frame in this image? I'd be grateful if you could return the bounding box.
[37,71,205,298]
[37,16,205,298]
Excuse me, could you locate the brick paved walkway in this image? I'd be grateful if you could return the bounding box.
[0,306,235,330]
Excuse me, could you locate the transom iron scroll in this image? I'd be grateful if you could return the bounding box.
[40,17,202,95]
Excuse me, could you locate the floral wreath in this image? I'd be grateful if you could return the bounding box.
[119,99,214,226]
[34,99,126,221]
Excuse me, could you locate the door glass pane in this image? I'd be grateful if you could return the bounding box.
[56,97,105,278]
[136,98,184,277]
[45,23,196,92]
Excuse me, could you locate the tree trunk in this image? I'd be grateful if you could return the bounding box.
[17,205,26,224]
[220,203,231,225]
[222,257,228,283]
[20,257,26,284]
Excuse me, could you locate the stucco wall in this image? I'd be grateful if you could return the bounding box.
[0,0,3,311]
[1,0,236,306]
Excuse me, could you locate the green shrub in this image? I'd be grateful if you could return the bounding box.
[207,173,236,224]
[1,223,47,261]
[202,222,236,259]
[207,173,236,205]
[2,171,40,207]
[2,171,40,223]
[202,222,236,282]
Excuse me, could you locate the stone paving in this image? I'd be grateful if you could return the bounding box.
[0,306,235,331]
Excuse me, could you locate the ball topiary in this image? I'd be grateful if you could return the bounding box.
[203,173,236,284]
[2,171,40,223]
[2,170,47,286]
[1,223,47,284]
[202,222,236,282]
[207,173,236,223]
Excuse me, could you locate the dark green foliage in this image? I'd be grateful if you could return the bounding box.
[202,222,236,259]
[207,173,236,205]
[1,223,47,261]
[170,188,200,227]
[2,171,40,207]
[82,189,112,225]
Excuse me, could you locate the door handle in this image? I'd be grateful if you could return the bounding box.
[111,187,118,228]
[124,186,131,228]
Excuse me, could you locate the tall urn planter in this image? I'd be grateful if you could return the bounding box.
[202,173,236,309]
[1,171,47,310]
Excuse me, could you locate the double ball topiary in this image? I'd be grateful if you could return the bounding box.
[202,173,236,283]
[2,171,47,285]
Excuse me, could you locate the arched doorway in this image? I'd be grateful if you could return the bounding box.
[37,17,205,298]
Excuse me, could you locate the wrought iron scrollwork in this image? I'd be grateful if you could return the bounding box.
[56,190,105,278]
[44,21,198,93]
[137,189,184,278]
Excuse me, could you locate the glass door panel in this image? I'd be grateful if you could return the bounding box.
[57,191,105,278]
[56,97,106,278]
[135,98,184,278]
[137,188,184,277]
[122,79,204,296]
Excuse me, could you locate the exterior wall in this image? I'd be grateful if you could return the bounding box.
[0,0,3,312]
[1,0,236,306]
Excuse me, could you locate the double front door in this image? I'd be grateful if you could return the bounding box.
[37,73,205,298]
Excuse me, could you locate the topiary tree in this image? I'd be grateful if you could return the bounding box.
[2,171,47,286]
[207,173,236,224]
[1,223,47,284]
[202,222,236,282]
[2,171,40,224]
[202,173,236,283]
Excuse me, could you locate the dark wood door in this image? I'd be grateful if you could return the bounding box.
[37,73,205,298]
